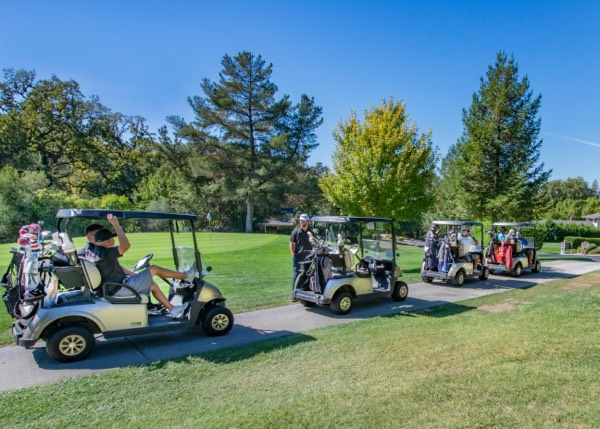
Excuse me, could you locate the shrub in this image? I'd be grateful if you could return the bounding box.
[588,247,600,255]
[564,236,600,249]
[583,243,598,254]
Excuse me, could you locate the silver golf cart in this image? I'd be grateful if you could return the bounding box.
[420,220,489,286]
[291,216,408,315]
[485,222,541,276]
[10,209,233,362]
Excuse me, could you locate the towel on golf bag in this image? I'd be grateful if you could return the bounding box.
[503,243,513,271]
[309,255,332,294]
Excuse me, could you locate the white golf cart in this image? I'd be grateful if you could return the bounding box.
[420,220,489,287]
[485,222,541,277]
[6,209,233,362]
[291,216,408,315]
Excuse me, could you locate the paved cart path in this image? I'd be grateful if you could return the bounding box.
[0,259,598,391]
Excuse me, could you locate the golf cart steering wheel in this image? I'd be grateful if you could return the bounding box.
[132,253,154,272]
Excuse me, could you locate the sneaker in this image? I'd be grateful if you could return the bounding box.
[147,302,165,314]
[169,302,189,319]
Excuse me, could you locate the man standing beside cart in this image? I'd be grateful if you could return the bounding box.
[289,214,314,300]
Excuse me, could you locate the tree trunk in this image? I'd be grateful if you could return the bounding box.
[245,200,254,233]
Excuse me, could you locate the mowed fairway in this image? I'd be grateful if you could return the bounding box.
[0,232,424,345]
[0,270,598,428]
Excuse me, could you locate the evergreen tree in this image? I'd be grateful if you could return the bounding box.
[320,99,437,221]
[440,52,551,221]
[170,52,322,232]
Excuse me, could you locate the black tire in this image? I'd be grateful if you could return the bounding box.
[421,275,434,283]
[512,263,522,277]
[479,266,490,280]
[391,281,409,302]
[331,290,353,315]
[532,260,542,273]
[451,269,465,287]
[46,325,95,363]
[202,306,234,336]
[300,300,316,307]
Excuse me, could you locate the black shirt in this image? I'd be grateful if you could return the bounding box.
[290,227,314,256]
[92,246,126,284]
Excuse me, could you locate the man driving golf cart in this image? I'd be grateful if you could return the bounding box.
[485,222,541,277]
[9,209,234,363]
[420,221,489,286]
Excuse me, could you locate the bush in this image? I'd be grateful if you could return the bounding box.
[588,247,600,255]
[543,219,600,241]
[564,236,600,249]
[583,243,598,254]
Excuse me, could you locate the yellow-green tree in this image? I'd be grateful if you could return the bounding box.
[320,99,437,221]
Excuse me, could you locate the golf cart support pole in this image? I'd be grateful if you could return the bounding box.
[190,220,204,275]
[169,220,179,270]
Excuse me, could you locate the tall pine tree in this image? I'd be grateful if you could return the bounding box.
[440,52,551,221]
[170,52,322,232]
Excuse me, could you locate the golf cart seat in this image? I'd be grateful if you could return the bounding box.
[329,248,356,275]
[80,260,148,304]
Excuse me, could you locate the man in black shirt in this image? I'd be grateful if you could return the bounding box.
[289,213,313,298]
[92,214,193,318]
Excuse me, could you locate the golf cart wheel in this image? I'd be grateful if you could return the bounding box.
[532,260,542,273]
[479,266,490,280]
[451,270,465,287]
[331,291,353,315]
[392,281,409,302]
[421,275,434,283]
[202,306,234,337]
[512,263,523,277]
[300,300,316,307]
[46,325,95,363]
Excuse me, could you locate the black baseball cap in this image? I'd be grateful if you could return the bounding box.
[84,224,104,235]
[94,228,117,243]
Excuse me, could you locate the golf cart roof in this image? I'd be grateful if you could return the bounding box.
[56,209,199,222]
[432,220,483,227]
[310,216,395,224]
[492,222,536,227]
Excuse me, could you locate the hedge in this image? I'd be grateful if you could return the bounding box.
[564,236,600,249]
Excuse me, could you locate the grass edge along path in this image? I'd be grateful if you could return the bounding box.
[0,271,598,428]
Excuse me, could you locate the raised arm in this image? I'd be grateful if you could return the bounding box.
[107,214,131,255]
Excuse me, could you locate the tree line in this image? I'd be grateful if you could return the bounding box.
[1,51,599,243]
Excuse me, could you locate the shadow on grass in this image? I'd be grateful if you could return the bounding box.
[32,325,316,371]
[150,332,316,367]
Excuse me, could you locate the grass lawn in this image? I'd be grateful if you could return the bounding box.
[0,233,424,346]
[540,241,561,254]
[0,271,598,428]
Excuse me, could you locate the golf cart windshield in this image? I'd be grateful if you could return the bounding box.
[311,216,397,261]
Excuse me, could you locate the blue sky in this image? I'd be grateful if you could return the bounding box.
[1,1,599,185]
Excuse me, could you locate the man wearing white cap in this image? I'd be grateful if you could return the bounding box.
[289,213,313,299]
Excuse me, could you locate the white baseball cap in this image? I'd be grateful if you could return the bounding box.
[299,214,310,221]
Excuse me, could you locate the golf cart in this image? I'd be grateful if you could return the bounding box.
[291,216,408,315]
[6,209,233,362]
[420,220,489,286]
[485,222,541,276]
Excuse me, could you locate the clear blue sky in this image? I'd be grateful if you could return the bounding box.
[2,1,599,185]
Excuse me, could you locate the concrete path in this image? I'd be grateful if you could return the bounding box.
[0,259,598,391]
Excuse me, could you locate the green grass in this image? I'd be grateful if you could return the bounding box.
[0,233,424,346]
[0,271,598,428]
[540,241,561,254]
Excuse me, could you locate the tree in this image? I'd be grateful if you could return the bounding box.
[439,52,551,221]
[168,52,322,232]
[0,68,158,197]
[319,99,437,221]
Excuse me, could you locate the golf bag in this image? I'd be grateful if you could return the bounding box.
[437,240,454,273]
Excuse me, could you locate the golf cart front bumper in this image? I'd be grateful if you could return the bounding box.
[292,290,331,305]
